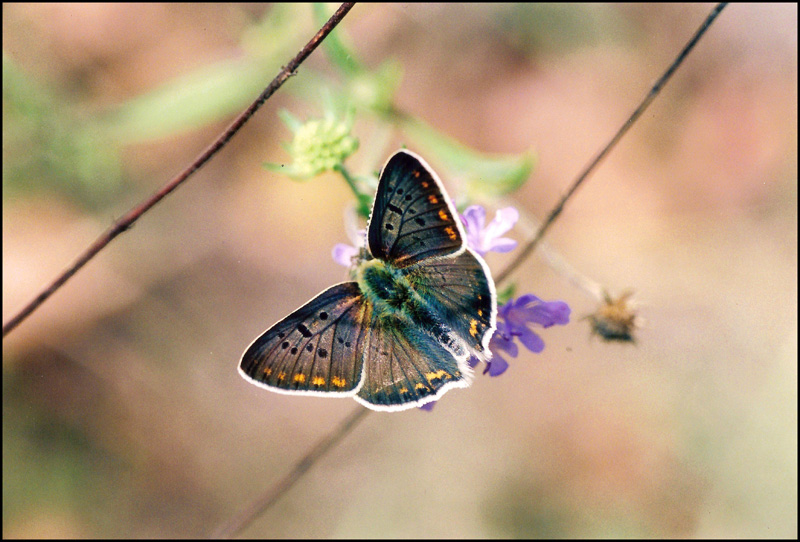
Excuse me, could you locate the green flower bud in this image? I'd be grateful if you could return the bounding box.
[268,110,358,180]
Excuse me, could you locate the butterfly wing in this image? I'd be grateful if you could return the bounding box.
[367,150,467,267]
[402,248,497,362]
[239,282,372,396]
[355,312,472,411]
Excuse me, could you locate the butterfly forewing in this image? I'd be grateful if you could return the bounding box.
[355,315,471,411]
[368,150,466,267]
[403,248,497,361]
[239,282,370,395]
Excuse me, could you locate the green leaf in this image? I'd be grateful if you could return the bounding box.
[104,4,306,143]
[400,116,536,199]
[278,109,304,133]
[312,3,365,76]
[496,282,517,306]
[348,60,403,117]
[3,55,123,208]
[104,58,270,143]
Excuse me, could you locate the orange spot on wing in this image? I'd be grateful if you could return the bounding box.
[425,369,451,382]
[428,194,439,204]
[444,226,457,241]
[331,376,347,388]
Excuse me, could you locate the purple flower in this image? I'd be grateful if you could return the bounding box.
[332,242,360,267]
[332,222,366,267]
[423,294,569,410]
[460,205,519,257]
[474,294,571,377]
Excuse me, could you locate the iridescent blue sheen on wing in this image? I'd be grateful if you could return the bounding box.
[367,151,465,267]
[355,315,470,411]
[239,282,370,395]
[402,248,496,361]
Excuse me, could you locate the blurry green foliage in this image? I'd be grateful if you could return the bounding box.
[2,361,128,536]
[105,2,536,208]
[2,55,124,209]
[399,116,535,204]
[272,3,536,211]
[495,282,517,307]
[495,3,629,56]
[4,3,537,214]
[105,4,308,143]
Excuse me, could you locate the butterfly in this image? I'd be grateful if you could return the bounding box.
[239,150,497,411]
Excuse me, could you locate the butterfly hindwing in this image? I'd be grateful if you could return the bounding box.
[403,248,497,361]
[367,150,466,267]
[355,314,471,411]
[239,282,371,395]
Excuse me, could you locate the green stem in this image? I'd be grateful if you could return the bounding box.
[335,163,372,218]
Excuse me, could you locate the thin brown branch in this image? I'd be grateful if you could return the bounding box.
[495,2,728,285]
[2,2,357,338]
[210,406,371,539]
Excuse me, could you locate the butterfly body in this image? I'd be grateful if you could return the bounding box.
[240,150,497,411]
[358,253,489,360]
[356,257,414,311]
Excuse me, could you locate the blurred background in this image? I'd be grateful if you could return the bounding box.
[3,3,796,538]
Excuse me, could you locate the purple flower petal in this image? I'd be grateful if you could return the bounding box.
[516,327,545,353]
[523,302,571,328]
[460,205,486,231]
[485,355,509,377]
[513,293,541,306]
[490,332,518,357]
[461,206,486,255]
[485,237,518,253]
[504,295,572,330]
[332,243,358,267]
[460,205,519,257]
[543,300,572,325]
[477,294,570,377]
[483,207,519,239]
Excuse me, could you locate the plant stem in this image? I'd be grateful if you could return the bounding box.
[335,164,373,218]
[2,2,357,338]
[496,2,728,285]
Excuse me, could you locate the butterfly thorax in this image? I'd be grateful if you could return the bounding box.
[356,258,416,311]
[355,258,463,354]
